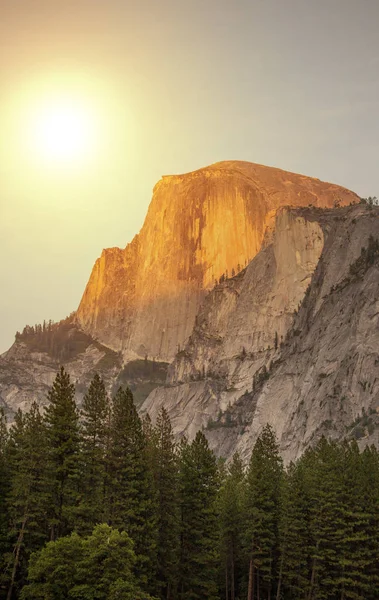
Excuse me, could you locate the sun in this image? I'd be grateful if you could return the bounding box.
[4,74,133,183]
[35,104,92,162]
[28,95,97,167]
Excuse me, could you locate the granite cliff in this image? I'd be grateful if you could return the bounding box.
[3,160,375,464]
[76,161,357,361]
[141,203,379,462]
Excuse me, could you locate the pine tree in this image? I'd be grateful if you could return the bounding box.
[44,366,81,540]
[218,452,246,600]
[154,407,180,600]
[142,413,159,479]
[78,373,109,533]
[278,457,311,600]
[5,403,50,600]
[106,386,158,593]
[306,438,347,600]
[245,424,283,600]
[353,444,379,599]
[0,408,10,598]
[178,431,220,600]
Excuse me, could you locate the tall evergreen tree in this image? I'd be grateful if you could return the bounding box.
[78,373,109,534]
[218,452,246,600]
[154,407,180,600]
[0,408,10,599]
[334,441,369,600]
[142,413,159,481]
[1,395,379,600]
[4,403,49,600]
[245,424,283,600]
[278,457,311,600]
[352,444,379,600]
[306,438,347,600]
[178,431,220,600]
[44,366,81,540]
[106,386,158,593]
[6,410,25,466]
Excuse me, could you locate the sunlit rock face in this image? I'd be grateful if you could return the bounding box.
[76,161,358,361]
[141,207,326,441]
[166,207,325,386]
[142,204,379,463]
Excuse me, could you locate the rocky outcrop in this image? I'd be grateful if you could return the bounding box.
[0,329,120,421]
[76,161,358,361]
[141,204,379,462]
[0,321,168,422]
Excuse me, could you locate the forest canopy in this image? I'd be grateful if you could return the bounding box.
[0,368,378,600]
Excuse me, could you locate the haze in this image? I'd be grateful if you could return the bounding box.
[1,0,379,353]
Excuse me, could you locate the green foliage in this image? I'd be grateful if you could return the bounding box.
[360,196,378,206]
[0,407,10,593]
[331,234,379,294]
[179,431,220,600]
[2,369,379,600]
[105,386,158,593]
[218,453,246,600]
[15,316,121,368]
[252,364,270,391]
[77,374,109,534]
[302,439,379,600]
[4,403,50,598]
[20,524,156,600]
[153,408,180,600]
[244,424,283,600]
[278,458,311,598]
[350,235,379,276]
[346,407,378,440]
[44,367,81,539]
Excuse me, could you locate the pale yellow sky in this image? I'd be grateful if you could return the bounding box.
[1,0,379,352]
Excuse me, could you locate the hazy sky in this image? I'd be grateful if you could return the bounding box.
[1,0,379,353]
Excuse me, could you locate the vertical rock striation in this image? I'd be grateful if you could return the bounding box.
[141,204,379,463]
[76,161,358,361]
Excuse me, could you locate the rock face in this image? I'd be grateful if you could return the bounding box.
[0,320,168,422]
[76,161,358,361]
[3,159,374,463]
[0,324,121,421]
[167,208,324,386]
[141,204,379,462]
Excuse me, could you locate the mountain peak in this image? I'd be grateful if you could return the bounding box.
[76,161,359,361]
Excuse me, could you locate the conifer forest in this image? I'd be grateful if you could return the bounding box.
[0,368,378,600]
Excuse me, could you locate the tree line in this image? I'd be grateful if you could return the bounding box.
[0,367,378,600]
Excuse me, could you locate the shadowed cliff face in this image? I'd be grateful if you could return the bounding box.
[76,161,359,361]
[141,204,379,463]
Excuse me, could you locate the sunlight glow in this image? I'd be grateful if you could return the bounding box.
[28,97,97,166]
[1,71,135,205]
